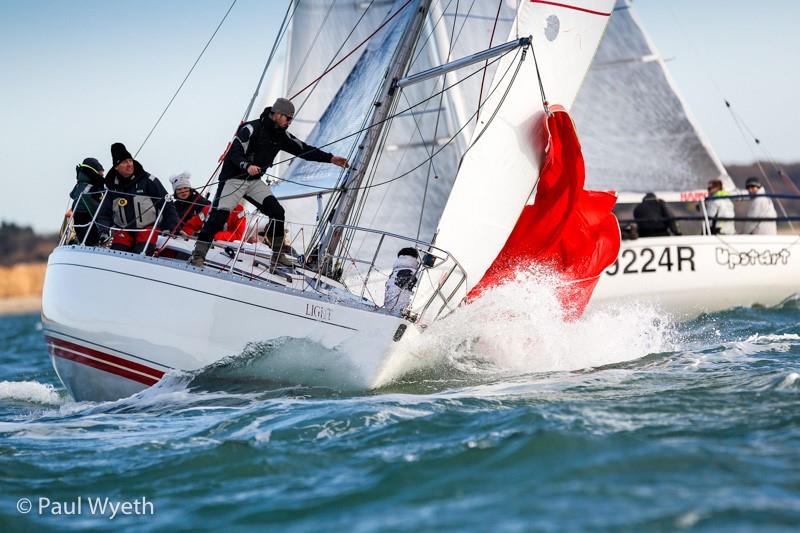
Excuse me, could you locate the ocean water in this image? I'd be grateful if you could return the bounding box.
[1,281,799,531]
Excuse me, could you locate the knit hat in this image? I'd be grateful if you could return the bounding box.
[271,97,295,117]
[169,172,192,192]
[745,176,762,188]
[81,157,104,174]
[111,142,133,167]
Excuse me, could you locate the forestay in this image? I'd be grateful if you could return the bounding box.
[571,0,733,192]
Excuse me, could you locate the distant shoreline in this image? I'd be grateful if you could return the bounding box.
[0,296,41,316]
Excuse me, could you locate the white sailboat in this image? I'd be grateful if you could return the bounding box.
[43,0,618,402]
[572,0,800,316]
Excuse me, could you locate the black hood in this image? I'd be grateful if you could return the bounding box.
[75,165,104,188]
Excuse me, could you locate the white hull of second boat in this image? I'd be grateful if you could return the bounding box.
[589,235,800,317]
[42,246,417,401]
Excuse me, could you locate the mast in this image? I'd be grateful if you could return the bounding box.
[320,0,432,272]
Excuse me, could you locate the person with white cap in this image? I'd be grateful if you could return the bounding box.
[743,176,777,235]
[189,97,349,268]
[170,172,244,242]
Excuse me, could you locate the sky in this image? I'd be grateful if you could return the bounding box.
[1,0,798,233]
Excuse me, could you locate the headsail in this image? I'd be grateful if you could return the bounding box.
[571,0,733,192]
[417,0,617,314]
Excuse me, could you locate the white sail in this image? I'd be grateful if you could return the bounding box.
[275,2,521,277]
[571,0,733,192]
[424,0,616,302]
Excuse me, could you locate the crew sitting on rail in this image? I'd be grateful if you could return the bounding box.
[188,97,350,269]
[705,179,735,235]
[383,247,420,314]
[743,176,778,235]
[69,157,105,246]
[96,143,179,255]
[633,192,681,237]
[170,172,245,241]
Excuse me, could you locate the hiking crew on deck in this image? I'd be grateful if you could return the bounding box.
[96,143,178,255]
[69,157,105,245]
[189,97,349,268]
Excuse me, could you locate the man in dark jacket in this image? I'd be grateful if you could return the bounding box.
[97,143,179,255]
[189,97,349,268]
[69,157,105,245]
[633,192,681,237]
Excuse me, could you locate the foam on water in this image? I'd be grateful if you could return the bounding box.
[376,270,672,386]
[0,380,63,405]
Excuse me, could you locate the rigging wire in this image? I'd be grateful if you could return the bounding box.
[285,0,342,96]
[292,0,378,117]
[241,0,296,122]
[416,0,459,240]
[363,0,477,239]
[475,0,503,123]
[266,49,514,190]
[724,100,797,231]
[135,0,238,158]
[155,1,295,254]
[289,0,415,100]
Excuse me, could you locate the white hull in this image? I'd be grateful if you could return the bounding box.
[589,235,800,317]
[42,246,417,401]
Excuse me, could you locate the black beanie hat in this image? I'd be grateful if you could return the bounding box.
[397,247,419,259]
[111,143,133,167]
[81,157,104,174]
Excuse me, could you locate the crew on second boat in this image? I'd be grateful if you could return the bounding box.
[743,176,778,235]
[188,97,349,268]
[633,192,682,237]
[705,179,735,235]
[96,142,179,255]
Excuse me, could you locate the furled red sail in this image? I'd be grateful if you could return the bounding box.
[470,107,620,319]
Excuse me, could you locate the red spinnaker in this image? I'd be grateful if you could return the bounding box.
[470,107,621,319]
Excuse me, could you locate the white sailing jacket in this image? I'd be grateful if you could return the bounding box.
[743,188,778,235]
[706,193,735,235]
[383,255,420,313]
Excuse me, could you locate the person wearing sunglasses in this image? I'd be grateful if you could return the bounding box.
[190,97,349,268]
[743,176,777,235]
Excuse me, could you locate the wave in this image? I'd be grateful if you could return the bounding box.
[375,269,673,387]
[0,380,64,405]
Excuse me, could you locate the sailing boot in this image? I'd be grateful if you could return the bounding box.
[268,233,296,269]
[189,241,211,267]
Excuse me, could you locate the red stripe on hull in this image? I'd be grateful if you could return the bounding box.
[530,0,612,16]
[49,346,159,386]
[45,336,165,379]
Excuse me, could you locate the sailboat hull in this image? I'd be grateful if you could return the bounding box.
[589,235,800,317]
[42,247,415,401]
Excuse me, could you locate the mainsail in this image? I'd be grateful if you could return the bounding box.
[571,0,733,192]
[274,1,520,268]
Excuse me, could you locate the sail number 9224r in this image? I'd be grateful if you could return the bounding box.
[605,246,695,276]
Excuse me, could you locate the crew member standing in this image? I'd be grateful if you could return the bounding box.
[189,98,349,267]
